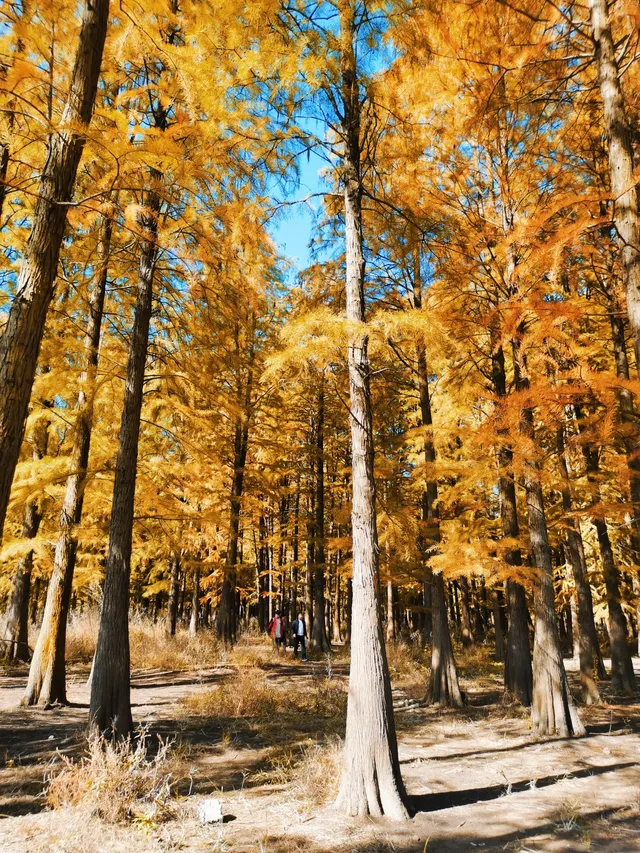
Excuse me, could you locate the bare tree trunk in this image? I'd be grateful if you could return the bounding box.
[459,576,474,648]
[428,574,464,706]
[189,564,199,637]
[23,214,111,706]
[0,0,110,542]
[515,352,584,737]
[89,178,160,738]
[492,585,506,662]
[556,423,604,704]
[334,0,407,820]
[578,420,636,692]
[312,382,331,651]
[588,0,640,374]
[166,553,180,636]
[492,342,533,705]
[218,322,253,644]
[1,415,49,662]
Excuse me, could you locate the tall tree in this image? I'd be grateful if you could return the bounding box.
[0,0,110,541]
[23,213,111,706]
[333,0,408,819]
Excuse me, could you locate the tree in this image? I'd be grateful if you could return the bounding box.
[0,0,110,541]
[333,0,408,820]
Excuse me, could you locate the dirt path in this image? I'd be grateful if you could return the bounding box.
[1,657,639,852]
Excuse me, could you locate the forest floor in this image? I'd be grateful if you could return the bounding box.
[1,641,639,853]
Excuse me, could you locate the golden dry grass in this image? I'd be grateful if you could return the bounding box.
[65,609,221,671]
[46,729,178,826]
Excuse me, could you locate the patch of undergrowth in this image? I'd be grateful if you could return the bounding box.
[65,609,221,671]
[250,736,344,805]
[46,729,178,826]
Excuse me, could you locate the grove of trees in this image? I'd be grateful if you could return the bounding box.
[1,0,639,819]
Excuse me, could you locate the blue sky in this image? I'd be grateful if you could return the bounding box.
[268,150,327,271]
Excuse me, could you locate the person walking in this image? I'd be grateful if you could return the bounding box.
[291,612,308,661]
[268,610,286,655]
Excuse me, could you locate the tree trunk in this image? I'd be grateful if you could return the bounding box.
[588,0,640,374]
[556,423,604,704]
[459,576,474,648]
[0,0,110,542]
[334,1,407,819]
[312,382,331,650]
[23,214,111,707]
[412,244,461,707]
[89,178,160,738]
[189,564,199,638]
[516,359,584,737]
[492,585,506,663]
[428,573,464,706]
[579,428,636,692]
[492,343,533,705]
[1,415,49,662]
[218,322,253,644]
[166,553,180,636]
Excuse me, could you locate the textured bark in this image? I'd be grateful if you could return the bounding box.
[556,423,604,704]
[589,0,640,375]
[334,2,407,819]
[189,564,199,637]
[428,573,464,707]
[0,0,110,542]
[1,415,49,662]
[492,586,506,663]
[386,579,396,643]
[218,322,253,644]
[166,553,180,636]
[89,180,160,738]
[492,344,532,705]
[579,429,636,692]
[23,214,110,707]
[516,364,584,737]
[312,383,331,651]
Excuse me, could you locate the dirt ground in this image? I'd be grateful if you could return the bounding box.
[1,652,639,853]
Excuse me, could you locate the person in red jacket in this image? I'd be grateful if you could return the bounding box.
[267,610,286,655]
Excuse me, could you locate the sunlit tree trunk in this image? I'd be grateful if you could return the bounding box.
[556,423,604,704]
[189,564,200,637]
[1,415,49,662]
[23,214,111,706]
[588,0,640,374]
[89,178,161,738]
[514,346,584,737]
[0,0,110,542]
[334,0,407,820]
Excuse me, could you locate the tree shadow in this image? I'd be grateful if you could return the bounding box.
[409,761,638,814]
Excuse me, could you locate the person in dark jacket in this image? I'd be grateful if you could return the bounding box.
[291,612,307,661]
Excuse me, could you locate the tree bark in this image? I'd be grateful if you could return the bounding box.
[578,417,636,692]
[166,553,180,636]
[428,574,464,706]
[588,0,640,374]
[312,382,331,651]
[189,564,199,637]
[89,178,160,738]
[218,321,253,644]
[459,576,474,648]
[23,214,111,707]
[492,342,533,705]
[556,423,604,704]
[1,414,49,662]
[0,0,110,542]
[515,353,584,737]
[334,1,407,820]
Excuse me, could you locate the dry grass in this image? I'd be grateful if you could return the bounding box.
[46,730,179,826]
[386,640,429,693]
[182,669,347,723]
[65,610,221,671]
